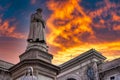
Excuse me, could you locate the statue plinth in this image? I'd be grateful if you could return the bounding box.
[19,47,53,63]
[26,42,48,52]
[19,40,53,63]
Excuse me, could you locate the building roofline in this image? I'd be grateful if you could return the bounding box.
[99,58,120,73]
[9,59,60,74]
[0,59,14,70]
[59,49,106,68]
[0,67,9,72]
[0,59,14,65]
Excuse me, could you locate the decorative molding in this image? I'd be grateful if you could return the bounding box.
[26,42,48,52]
[19,49,53,63]
[60,49,106,69]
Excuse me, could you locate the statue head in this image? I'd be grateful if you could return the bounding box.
[36,8,42,13]
[25,66,33,76]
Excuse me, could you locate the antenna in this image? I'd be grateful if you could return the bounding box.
[69,54,73,59]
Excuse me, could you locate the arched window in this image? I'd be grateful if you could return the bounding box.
[67,78,76,80]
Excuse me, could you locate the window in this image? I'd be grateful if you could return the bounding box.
[110,76,115,80]
[67,78,76,80]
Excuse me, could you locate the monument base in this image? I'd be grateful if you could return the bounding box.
[19,48,53,63]
[26,42,48,52]
[10,59,60,80]
[19,42,53,63]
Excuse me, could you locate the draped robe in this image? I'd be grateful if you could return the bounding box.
[28,12,46,42]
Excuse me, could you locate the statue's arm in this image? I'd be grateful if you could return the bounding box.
[33,13,46,28]
[41,18,46,27]
[39,17,46,28]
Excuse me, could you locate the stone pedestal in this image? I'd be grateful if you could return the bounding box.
[19,48,53,63]
[19,42,52,63]
[10,42,59,80]
[15,41,60,80]
[26,42,48,52]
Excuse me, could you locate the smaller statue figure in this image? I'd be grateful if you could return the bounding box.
[21,66,37,80]
[87,66,95,80]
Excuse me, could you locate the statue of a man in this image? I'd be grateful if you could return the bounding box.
[21,67,37,80]
[28,8,46,43]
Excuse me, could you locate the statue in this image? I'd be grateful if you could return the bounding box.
[28,8,46,43]
[87,66,95,80]
[21,67,37,80]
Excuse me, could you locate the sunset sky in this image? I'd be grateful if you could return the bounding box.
[0,0,120,65]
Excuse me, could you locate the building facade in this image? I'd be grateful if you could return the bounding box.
[57,49,120,80]
[0,49,120,80]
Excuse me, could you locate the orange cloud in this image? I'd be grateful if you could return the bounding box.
[113,25,120,31]
[112,13,120,21]
[52,41,120,65]
[46,0,94,46]
[0,18,26,39]
[45,0,120,65]
[46,0,96,64]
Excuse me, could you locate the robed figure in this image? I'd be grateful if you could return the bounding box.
[28,8,46,43]
[87,67,95,80]
[21,67,37,80]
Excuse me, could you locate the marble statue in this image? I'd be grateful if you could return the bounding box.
[28,8,46,43]
[21,67,37,80]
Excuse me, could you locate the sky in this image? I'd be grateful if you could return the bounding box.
[0,0,120,65]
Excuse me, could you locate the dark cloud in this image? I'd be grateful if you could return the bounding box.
[80,0,104,11]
